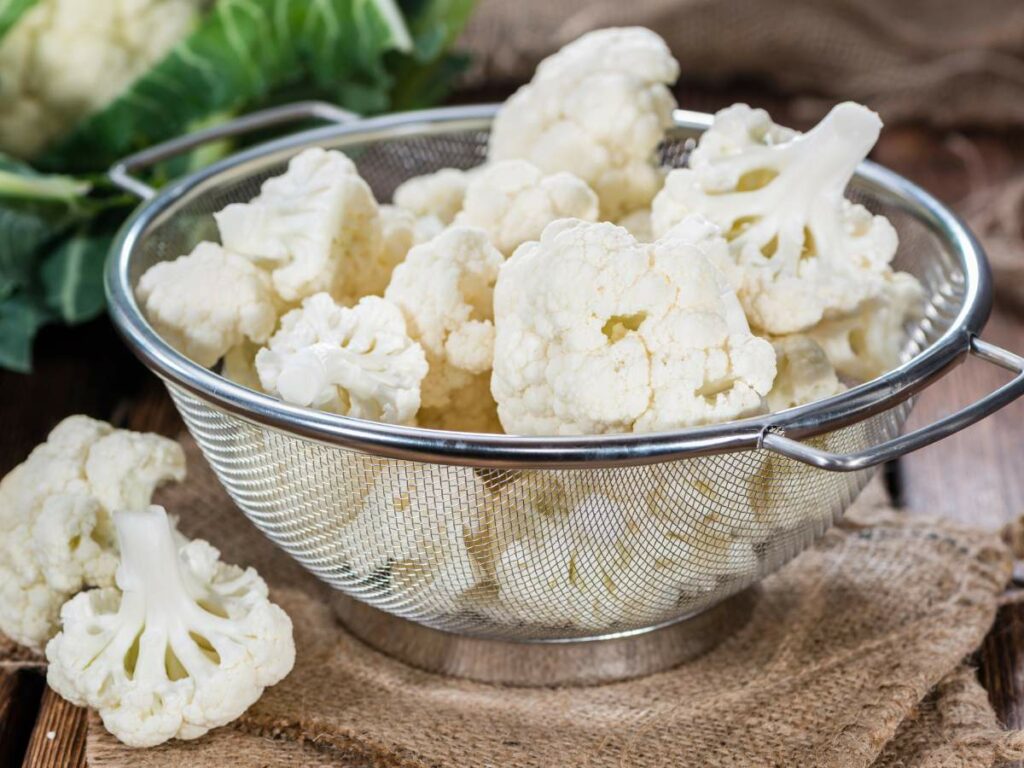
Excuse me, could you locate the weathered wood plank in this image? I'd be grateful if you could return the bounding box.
[21,688,87,768]
[0,670,44,767]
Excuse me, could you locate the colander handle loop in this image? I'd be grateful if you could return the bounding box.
[108,101,358,200]
[761,336,1024,472]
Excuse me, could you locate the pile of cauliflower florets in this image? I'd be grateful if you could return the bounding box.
[130,28,924,635]
[0,416,294,748]
[139,27,922,437]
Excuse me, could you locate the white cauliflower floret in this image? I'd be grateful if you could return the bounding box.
[489,27,679,219]
[255,293,427,424]
[347,204,443,300]
[385,226,503,429]
[215,148,380,304]
[0,0,201,157]
[340,470,484,612]
[807,271,925,381]
[392,167,472,225]
[221,342,262,391]
[490,481,756,630]
[652,102,916,336]
[0,416,185,649]
[136,242,278,368]
[491,219,776,436]
[616,208,654,242]
[454,160,598,255]
[766,335,846,412]
[46,506,294,748]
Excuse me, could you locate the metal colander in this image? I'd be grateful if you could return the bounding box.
[106,103,1024,684]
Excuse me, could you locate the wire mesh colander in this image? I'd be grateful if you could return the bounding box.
[106,103,1024,683]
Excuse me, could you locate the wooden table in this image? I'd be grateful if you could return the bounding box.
[1,117,1022,765]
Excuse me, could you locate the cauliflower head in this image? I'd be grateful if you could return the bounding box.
[255,293,427,424]
[137,242,279,368]
[488,27,679,219]
[491,219,777,436]
[46,506,294,748]
[384,226,503,427]
[346,204,443,300]
[0,0,201,157]
[616,208,654,243]
[0,416,185,649]
[392,167,472,225]
[766,335,846,412]
[215,148,380,304]
[337,469,485,612]
[651,102,913,335]
[454,159,598,255]
[807,271,925,382]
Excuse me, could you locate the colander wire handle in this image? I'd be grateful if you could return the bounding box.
[761,335,1024,472]
[108,101,358,200]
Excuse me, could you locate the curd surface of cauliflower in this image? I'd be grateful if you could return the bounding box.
[488,27,679,219]
[46,506,294,748]
[137,242,279,368]
[651,102,918,336]
[392,167,472,225]
[0,0,201,157]
[454,159,598,255]
[255,293,427,424]
[0,416,184,649]
[807,271,925,382]
[491,219,776,436]
[215,148,380,304]
[385,226,503,430]
[766,335,846,412]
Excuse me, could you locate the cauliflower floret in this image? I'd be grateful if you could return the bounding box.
[342,205,442,301]
[221,342,262,391]
[46,506,294,748]
[0,416,185,649]
[489,480,756,630]
[454,160,598,255]
[766,335,846,412]
[255,293,427,424]
[215,148,380,304]
[340,469,485,612]
[652,102,918,336]
[807,271,925,382]
[616,208,654,242]
[136,242,278,369]
[392,167,472,225]
[491,219,777,436]
[0,0,201,157]
[489,27,679,219]
[384,226,503,430]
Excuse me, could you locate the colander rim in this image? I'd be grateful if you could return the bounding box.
[106,104,992,469]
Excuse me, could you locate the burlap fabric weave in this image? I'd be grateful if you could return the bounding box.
[39,439,1015,767]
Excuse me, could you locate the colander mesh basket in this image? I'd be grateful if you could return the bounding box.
[108,106,1005,647]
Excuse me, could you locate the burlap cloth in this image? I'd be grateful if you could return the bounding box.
[0,439,986,766]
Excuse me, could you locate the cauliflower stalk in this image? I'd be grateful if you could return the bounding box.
[46,505,294,748]
[137,242,279,368]
[491,219,776,436]
[0,0,202,158]
[255,293,427,425]
[215,148,381,304]
[0,416,185,649]
[385,226,503,431]
[454,159,599,255]
[652,102,919,336]
[489,27,679,219]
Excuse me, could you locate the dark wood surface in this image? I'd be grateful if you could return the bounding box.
[1,121,1023,764]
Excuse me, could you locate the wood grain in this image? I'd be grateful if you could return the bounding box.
[20,689,87,768]
[0,670,44,767]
